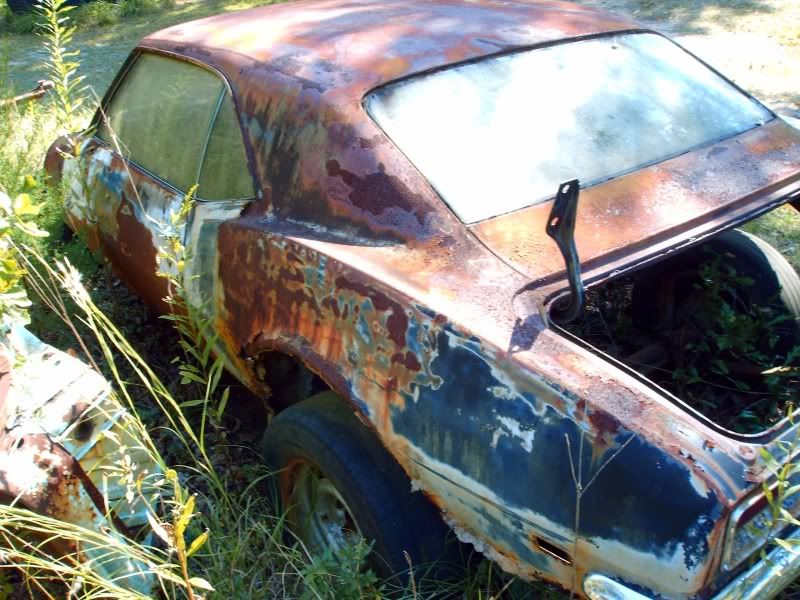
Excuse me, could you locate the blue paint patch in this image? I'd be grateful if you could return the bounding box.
[98,165,126,197]
[474,504,551,571]
[317,255,327,287]
[390,326,720,569]
[356,299,373,344]
[405,316,423,356]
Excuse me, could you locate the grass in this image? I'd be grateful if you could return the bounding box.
[1,0,280,98]
[745,206,800,273]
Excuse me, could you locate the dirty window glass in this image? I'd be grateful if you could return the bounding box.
[198,94,254,200]
[365,33,772,224]
[97,53,224,193]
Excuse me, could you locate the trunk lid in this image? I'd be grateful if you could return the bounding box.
[468,119,800,290]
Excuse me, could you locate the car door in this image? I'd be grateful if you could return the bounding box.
[65,51,255,309]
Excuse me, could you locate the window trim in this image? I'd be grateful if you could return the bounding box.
[92,48,258,203]
[195,87,227,190]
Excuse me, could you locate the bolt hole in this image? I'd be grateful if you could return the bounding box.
[74,419,94,442]
[550,217,559,228]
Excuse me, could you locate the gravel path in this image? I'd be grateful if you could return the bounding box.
[578,0,800,116]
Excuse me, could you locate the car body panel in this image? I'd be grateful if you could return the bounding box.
[140,0,638,103]
[46,0,800,597]
[62,139,181,308]
[0,322,157,595]
[472,119,800,287]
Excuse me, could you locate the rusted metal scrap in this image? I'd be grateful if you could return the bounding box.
[0,323,157,594]
[0,80,53,108]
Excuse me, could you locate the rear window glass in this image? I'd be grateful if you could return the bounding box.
[365,33,772,224]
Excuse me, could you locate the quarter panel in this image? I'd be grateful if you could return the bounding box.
[214,217,737,598]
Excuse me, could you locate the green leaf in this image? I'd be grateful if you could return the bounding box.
[779,508,800,526]
[188,577,215,592]
[146,510,174,547]
[216,387,230,420]
[13,193,41,216]
[179,371,206,385]
[178,399,207,409]
[22,175,38,192]
[775,538,800,551]
[176,494,196,540]
[15,221,48,238]
[151,566,184,586]
[760,448,782,478]
[186,529,209,557]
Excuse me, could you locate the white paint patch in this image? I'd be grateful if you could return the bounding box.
[491,427,507,449]
[495,415,535,452]
[403,441,707,596]
[0,446,50,493]
[489,385,516,400]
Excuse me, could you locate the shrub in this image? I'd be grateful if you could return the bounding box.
[73,0,120,26]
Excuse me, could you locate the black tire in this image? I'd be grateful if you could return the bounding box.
[634,228,800,353]
[261,391,466,586]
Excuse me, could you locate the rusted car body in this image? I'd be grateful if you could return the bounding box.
[46,0,800,597]
[0,320,155,594]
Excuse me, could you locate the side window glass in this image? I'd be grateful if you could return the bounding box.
[97,53,223,193]
[197,94,254,200]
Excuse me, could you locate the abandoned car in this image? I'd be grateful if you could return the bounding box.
[45,0,800,597]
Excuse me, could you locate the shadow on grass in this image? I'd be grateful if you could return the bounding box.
[2,0,283,97]
[629,0,774,34]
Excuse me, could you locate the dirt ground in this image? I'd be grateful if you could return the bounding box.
[579,0,800,115]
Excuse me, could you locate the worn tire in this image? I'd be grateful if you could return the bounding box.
[261,391,466,585]
[634,228,800,352]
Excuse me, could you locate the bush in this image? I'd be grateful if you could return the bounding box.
[5,8,40,33]
[120,0,171,17]
[72,0,119,26]
[2,0,173,32]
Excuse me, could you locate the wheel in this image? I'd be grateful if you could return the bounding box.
[633,229,800,354]
[261,391,465,585]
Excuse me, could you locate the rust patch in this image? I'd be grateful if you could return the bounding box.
[100,194,168,311]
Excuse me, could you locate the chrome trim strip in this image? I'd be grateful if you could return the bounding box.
[583,575,651,600]
[715,526,800,599]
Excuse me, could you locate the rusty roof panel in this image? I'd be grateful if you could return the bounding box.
[142,0,639,100]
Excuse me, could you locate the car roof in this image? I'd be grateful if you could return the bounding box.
[141,0,639,101]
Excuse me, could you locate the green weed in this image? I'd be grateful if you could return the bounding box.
[671,249,799,432]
